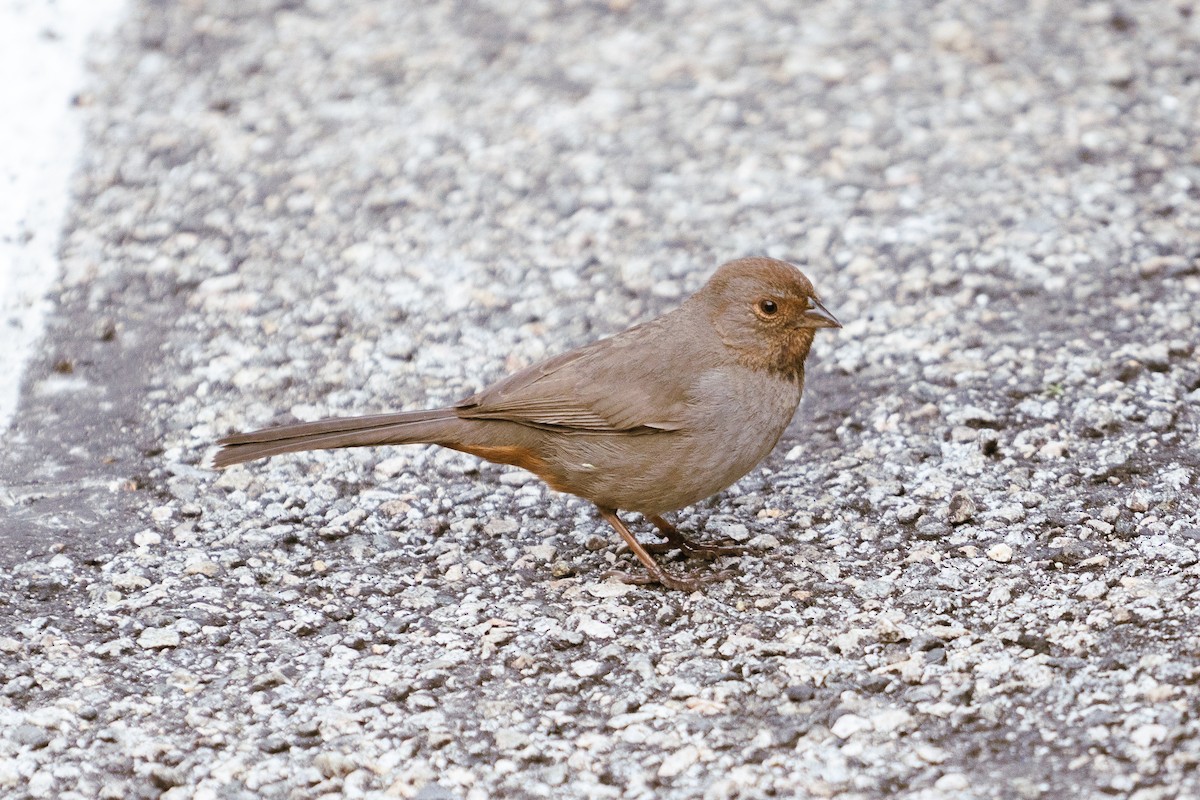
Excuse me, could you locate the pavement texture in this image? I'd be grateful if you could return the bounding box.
[2,1,1199,798]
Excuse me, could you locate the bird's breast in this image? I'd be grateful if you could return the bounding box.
[684,365,803,480]
[541,365,803,514]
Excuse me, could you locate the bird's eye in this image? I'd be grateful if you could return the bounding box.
[757,299,779,316]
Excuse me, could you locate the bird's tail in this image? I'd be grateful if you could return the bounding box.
[209,408,460,468]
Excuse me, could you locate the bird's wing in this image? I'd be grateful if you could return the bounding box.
[455,317,694,433]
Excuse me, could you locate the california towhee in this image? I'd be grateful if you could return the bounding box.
[211,257,840,590]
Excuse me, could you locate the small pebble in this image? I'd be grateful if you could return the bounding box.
[987,543,1014,563]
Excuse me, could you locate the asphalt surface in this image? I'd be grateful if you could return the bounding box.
[2,1,1199,798]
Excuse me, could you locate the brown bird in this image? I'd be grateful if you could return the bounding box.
[211,257,840,590]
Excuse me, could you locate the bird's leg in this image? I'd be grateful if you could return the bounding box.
[597,508,734,592]
[643,514,748,560]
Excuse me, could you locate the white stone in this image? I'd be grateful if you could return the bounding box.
[872,708,912,734]
[830,713,872,739]
[584,582,637,598]
[135,530,162,546]
[658,745,699,778]
[184,559,219,577]
[572,659,605,678]
[137,627,180,649]
[112,572,151,591]
[916,744,948,763]
[523,544,556,561]
[935,772,969,791]
[1130,723,1168,748]
[987,543,1013,563]
[577,617,615,640]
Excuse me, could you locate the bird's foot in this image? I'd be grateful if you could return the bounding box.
[604,567,736,593]
[642,537,748,559]
[646,514,748,560]
[597,507,740,592]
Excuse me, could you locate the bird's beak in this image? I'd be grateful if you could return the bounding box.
[798,298,841,329]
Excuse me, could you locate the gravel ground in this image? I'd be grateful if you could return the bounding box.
[2,1,1199,798]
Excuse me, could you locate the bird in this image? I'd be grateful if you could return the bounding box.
[210,257,840,590]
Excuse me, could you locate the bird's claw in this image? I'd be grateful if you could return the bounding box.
[598,508,741,592]
[644,514,749,560]
[604,567,737,592]
[644,536,748,560]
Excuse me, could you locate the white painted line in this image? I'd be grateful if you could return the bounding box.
[0,0,128,431]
